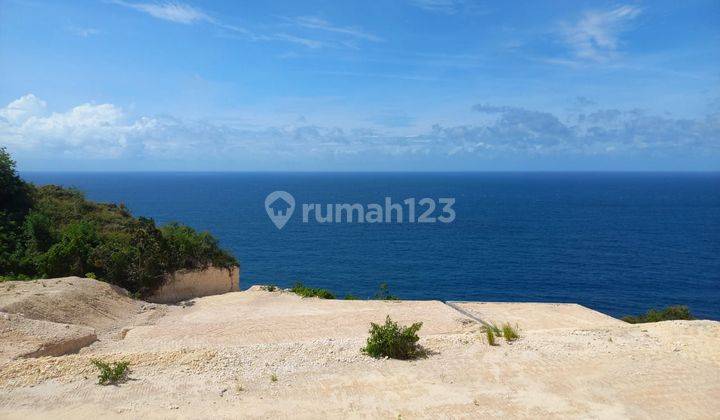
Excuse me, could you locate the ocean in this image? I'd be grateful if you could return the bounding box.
[21,172,720,320]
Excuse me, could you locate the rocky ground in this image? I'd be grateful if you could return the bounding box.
[1,278,719,419]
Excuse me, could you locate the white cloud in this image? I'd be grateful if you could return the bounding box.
[272,33,325,49]
[2,95,717,166]
[0,94,47,124]
[68,27,100,37]
[407,0,489,15]
[289,16,382,43]
[110,0,250,35]
[561,5,642,62]
[109,2,371,49]
[1,96,131,157]
[408,0,463,14]
[111,0,211,24]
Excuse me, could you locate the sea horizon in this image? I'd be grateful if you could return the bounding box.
[22,171,720,320]
[21,170,720,174]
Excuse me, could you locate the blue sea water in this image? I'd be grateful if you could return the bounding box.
[21,172,720,320]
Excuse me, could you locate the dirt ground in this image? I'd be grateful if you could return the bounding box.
[1,279,719,419]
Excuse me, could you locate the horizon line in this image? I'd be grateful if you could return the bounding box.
[19,169,720,174]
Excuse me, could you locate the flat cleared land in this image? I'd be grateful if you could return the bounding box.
[450,301,627,331]
[1,278,719,419]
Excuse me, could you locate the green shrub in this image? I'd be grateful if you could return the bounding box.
[264,284,277,292]
[22,210,55,255]
[0,148,238,296]
[501,323,519,342]
[270,373,278,382]
[0,147,33,274]
[0,274,35,282]
[622,305,694,324]
[344,294,359,300]
[91,359,129,385]
[485,328,497,346]
[291,282,335,299]
[39,221,101,278]
[161,223,237,272]
[373,282,398,300]
[362,316,423,359]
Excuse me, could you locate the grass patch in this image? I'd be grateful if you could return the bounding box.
[622,305,694,324]
[91,359,129,385]
[291,282,335,299]
[485,328,497,346]
[483,323,518,345]
[501,323,519,342]
[362,316,423,359]
[234,377,244,393]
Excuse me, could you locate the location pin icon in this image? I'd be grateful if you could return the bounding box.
[265,191,295,230]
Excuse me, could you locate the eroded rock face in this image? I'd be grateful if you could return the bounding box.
[0,277,166,360]
[147,266,240,304]
[0,312,97,359]
[0,277,145,331]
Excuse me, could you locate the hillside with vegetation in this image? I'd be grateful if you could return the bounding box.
[0,147,238,296]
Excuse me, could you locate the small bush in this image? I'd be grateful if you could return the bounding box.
[291,282,335,299]
[488,323,501,336]
[235,379,244,392]
[362,316,423,359]
[622,305,694,324]
[91,359,129,385]
[502,323,519,342]
[264,285,277,292]
[373,282,398,300]
[485,328,497,346]
[85,272,97,279]
[344,294,359,300]
[235,381,244,393]
[270,373,278,382]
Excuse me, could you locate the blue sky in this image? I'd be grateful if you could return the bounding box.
[1,0,718,170]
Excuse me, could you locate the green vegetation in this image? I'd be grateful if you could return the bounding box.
[287,282,399,300]
[501,323,519,342]
[0,147,237,296]
[622,305,694,324]
[234,378,244,393]
[258,281,404,301]
[91,359,130,385]
[485,327,497,346]
[362,315,423,359]
[482,323,518,345]
[291,282,335,299]
[256,281,400,301]
[270,373,278,382]
[373,282,398,300]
